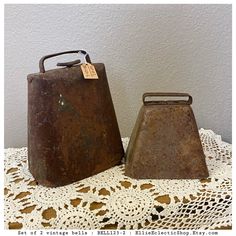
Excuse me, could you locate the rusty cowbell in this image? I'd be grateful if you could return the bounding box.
[125,92,209,179]
[27,50,124,187]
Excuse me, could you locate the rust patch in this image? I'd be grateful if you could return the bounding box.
[125,93,209,179]
[28,56,124,187]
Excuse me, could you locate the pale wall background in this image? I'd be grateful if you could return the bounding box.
[5,4,232,147]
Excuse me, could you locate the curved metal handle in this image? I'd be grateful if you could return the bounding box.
[143,92,193,105]
[39,50,91,73]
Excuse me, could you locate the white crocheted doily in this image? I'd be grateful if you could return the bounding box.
[4,129,232,230]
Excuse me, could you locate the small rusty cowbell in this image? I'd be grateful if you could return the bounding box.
[28,50,124,187]
[125,92,209,179]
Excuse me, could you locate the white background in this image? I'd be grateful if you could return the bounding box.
[4,4,232,147]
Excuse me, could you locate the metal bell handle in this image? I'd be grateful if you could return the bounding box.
[143,92,193,105]
[39,50,91,73]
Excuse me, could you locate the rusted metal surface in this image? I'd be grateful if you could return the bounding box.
[28,50,124,187]
[125,92,209,179]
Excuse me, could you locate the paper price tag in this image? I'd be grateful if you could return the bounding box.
[81,63,99,79]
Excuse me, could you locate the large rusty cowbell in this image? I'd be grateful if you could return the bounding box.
[28,50,124,187]
[125,93,209,179]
